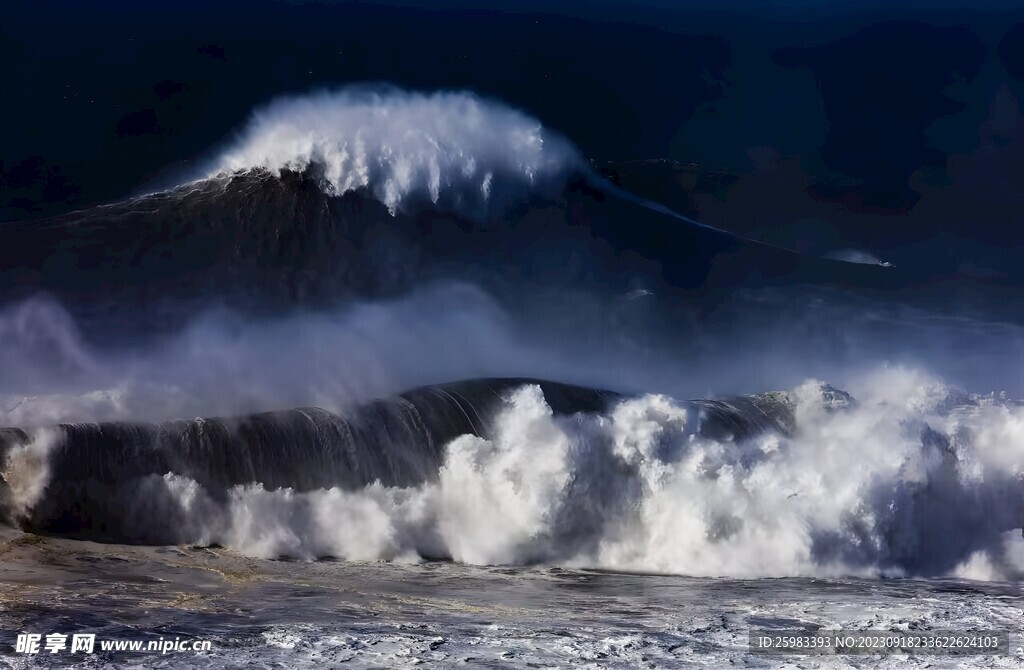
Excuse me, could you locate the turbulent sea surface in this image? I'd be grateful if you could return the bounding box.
[1,87,1022,667]
[0,530,1022,669]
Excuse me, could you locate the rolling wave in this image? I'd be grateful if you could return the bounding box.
[1,85,916,344]
[2,372,1021,579]
[205,85,787,247]
[209,87,583,216]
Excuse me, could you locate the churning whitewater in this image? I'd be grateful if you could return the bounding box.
[3,368,1022,580]
[204,86,789,245]
[209,87,582,215]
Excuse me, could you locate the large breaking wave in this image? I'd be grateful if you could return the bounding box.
[209,87,582,216]
[2,370,1022,580]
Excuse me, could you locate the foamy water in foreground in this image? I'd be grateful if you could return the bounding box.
[0,531,1021,669]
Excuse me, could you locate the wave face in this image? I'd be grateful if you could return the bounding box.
[1,86,1015,343]
[3,371,1021,579]
[210,87,583,216]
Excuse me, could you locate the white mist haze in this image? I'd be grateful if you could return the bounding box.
[1,280,1024,426]
[0,285,540,425]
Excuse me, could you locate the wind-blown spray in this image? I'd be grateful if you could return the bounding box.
[211,86,583,215]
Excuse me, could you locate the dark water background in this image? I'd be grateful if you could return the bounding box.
[6,0,1024,284]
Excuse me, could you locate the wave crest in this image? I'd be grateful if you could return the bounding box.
[210,87,583,215]
[206,376,1022,579]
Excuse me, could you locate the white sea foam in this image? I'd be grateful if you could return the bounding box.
[94,369,1024,580]
[210,87,582,215]
[0,428,61,523]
